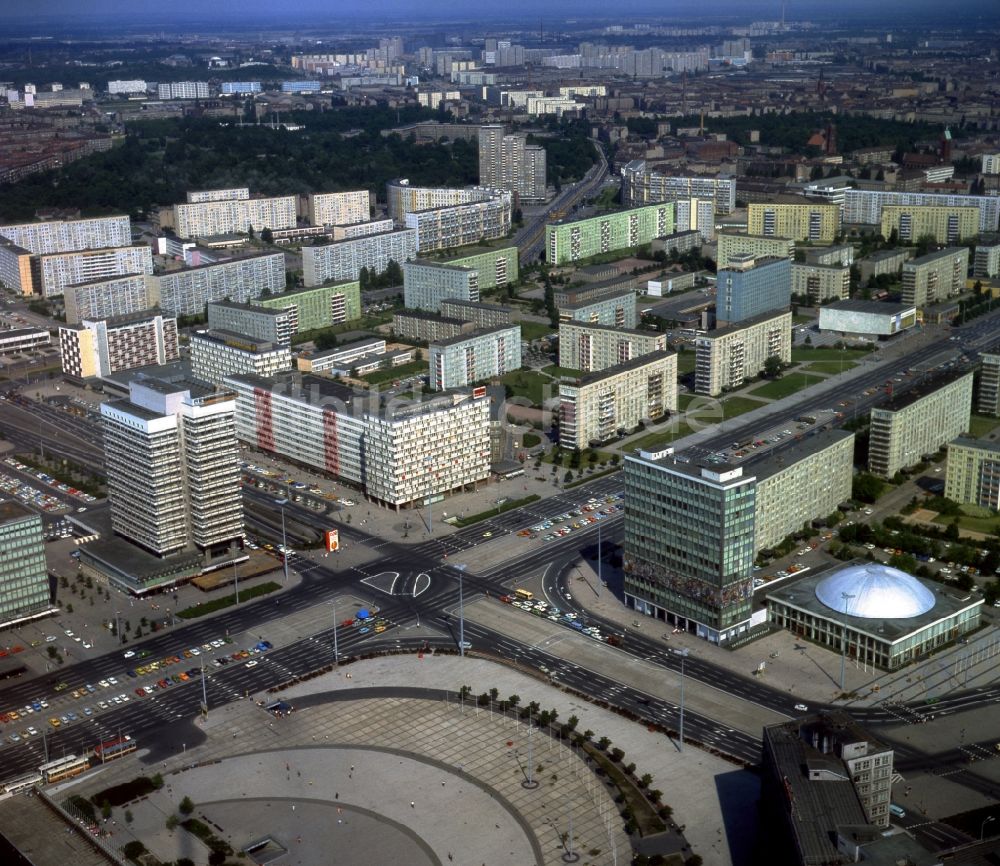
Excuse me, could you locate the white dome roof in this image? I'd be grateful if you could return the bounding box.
[814,563,936,619]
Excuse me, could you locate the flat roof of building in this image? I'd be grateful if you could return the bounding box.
[208,300,287,317]
[191,329,278,352]
[431,324,518,347]
[79,536,202,580]
[702,308,790,339]
[427,242,517,262]
[404,259,474,273]
[307,337,384,360]
[395,310,469,325]
[559,290,635,311]
[0,499,37,523]
[859,248,912,263]
[822,299,915,315]
[559,320,659,339]
[875,367,972,413]
[82,309,168,327]
[0,326,50,338]
[65,272,147,290]
[439,298,512,312]
[571,349,676,388]
[950,436,1000,455]
[905,246,968,267]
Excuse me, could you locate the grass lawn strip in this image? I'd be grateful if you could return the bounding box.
[177,581,281,619]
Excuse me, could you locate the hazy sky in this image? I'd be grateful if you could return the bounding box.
[7,0,999,24]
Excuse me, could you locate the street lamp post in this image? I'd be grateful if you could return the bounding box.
[458,570,465,657]
[327,598,339,666]
[200,655,208,716]
[839,592,856,691]
[233,559,239,606]
[674,648,689,751]
[275,498,289,584]
[114,610,121,645]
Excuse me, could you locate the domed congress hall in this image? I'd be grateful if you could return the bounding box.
[765,561,982,671]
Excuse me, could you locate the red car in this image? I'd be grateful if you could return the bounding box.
[134,688,146,697]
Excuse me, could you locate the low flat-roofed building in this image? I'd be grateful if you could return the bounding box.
[0,327,51,354]
[945,436,1000,510]
[767,560,981,671]
[558,321,666,373]
[297,337,386,373]
[188,329,292,386]
[818,299,917,338]
[868,369,973,477]
[558,351,677,450]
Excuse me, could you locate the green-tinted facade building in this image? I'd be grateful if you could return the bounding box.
[430,244,519,291]
[623,455,756,643]
[0,501,51,626]
[255,280,361,333]
[546,204,675,265]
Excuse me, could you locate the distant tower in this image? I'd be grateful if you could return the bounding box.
[941,127,953,163]
[781,0,786,28]
[825,123,837,156]
[817,69,827,101]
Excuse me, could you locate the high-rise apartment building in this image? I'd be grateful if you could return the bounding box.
[478,125,548,202]
[0,214,131,256]
[393,311,474,343]
[157,81,210,100]
[559,352,677,450]
[974,242,1000,279]
[302,229,418,287]
[430,245,518,291]
[982,153,1000,175]
[38,244,153,297]
[900,247,969,308]
[59,311,179,379]
[715,254,791,326]
[623,454,757,642]
[404,195,512,253]
[254,281,361,332]
[558,321,666,373]
[187,188,250,203]
[791,262,850,304]
[546,204,675,265]
[747,200,840,243]
[558,291,637,329]
[173,193,297,239]
[157,252,287,316]
[207,301,296,347]
[844,189,1000,234]
[226,373,491,508]
[715,232,794,270]
[189,331,293,386]
[879,204,979,245]
[945,437,1000,510]
[429,325,522,390]
[620,162,736,213]
[403,260,478,312]
[64,274,159,324]
[978,352,1000,417]
[386,179,503,224]
[0,502,52,628]
[101,379,244,560]
[868,370,973,477]
[695,311,792,396]
[308,191,372,227]
[438,299,515,330]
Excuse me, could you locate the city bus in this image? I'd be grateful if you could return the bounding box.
[2,771,42,795]
[514,588,534,601]
[39,754,89,784]
[93,736,136,763]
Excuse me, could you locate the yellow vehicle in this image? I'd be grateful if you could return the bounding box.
[48,717,61,728]
[515,588,534,601]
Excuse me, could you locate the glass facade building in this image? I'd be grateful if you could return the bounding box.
[0,502,51,627]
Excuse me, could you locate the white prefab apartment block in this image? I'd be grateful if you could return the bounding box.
[868,371,974,478]
[621,161,736,213]
[901,247,970,308]
[844,189,1000,234]
[187,188,250,203]
[387,179,502,223]
[157,82,210,100]
[207,301,296,347]
[558,321,667,373]
[189,331,293,386]
[157,252,287,316]
[302,230,418,287]
[716,232,794,270]
[173,195,297,239]
[101,379,243,559]
[308,191,372,227]
[695,311,792,397]
[403,260,478,312]
[404,196,512,253]
[332,219,394,241]
[59,311,179,379]
[0,214,131,256]
[38,244,153,297]
[226,373,492,508]
[429,325,522,391]
[559,351,678,451]
[64,274,159,324]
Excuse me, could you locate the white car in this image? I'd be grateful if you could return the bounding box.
[245,659,258,668]
[123,650,136,659]
[794,703,809,712]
